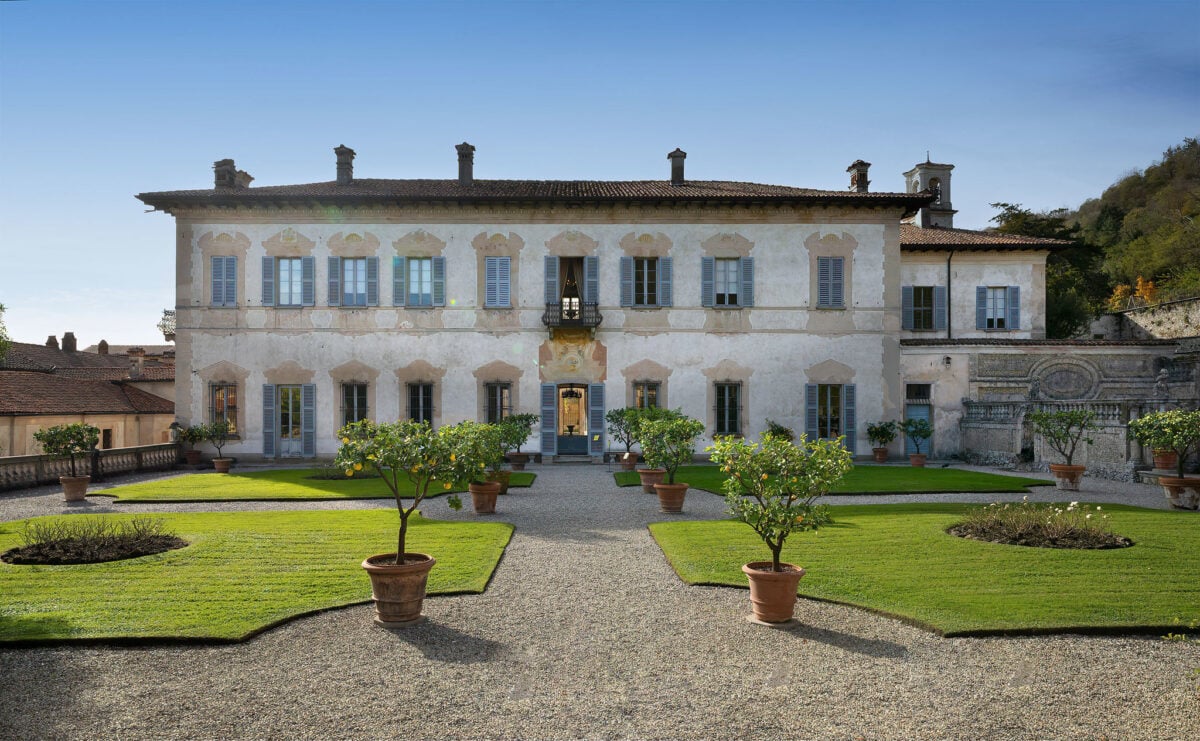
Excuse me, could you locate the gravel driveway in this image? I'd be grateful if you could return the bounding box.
[1,465,1197,740]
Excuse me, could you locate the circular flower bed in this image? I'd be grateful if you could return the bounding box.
[948,498,1132,550]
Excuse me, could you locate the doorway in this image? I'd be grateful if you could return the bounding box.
[278,385,304,457]
[557,384,589,454]
[904,383,932,456]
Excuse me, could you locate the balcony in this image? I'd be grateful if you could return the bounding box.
[542,302,603,331]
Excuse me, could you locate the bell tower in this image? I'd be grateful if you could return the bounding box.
[903,158,956,228]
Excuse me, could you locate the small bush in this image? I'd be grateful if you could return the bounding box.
[948,498,1131,550]
[1,516,187,565]
[764,419,794,441]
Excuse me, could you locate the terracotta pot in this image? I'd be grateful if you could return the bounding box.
[742,561,806,624]
[1152,450,1179,473]
[183,449,203,465]
[469,481,501,514]
[909,454,927,468]
[1048,463,1085,491]
[654,482,689,514]
[620,455,638,472]
[638,468,666,493]
[212,458,232,474]
[361,553,436,627]
[872,447,888,463]
[506,452,529,472]
[1160,476,1200,510]
[60,475,90,502]
[486,470,512,495]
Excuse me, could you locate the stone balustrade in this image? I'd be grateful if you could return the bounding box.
[0,443,180,491]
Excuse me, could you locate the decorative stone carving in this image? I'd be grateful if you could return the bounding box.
[539,333,607,382]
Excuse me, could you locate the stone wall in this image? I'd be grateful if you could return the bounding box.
[1090,297,1200,341]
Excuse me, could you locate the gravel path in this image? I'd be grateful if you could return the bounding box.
[2,465,1197,740]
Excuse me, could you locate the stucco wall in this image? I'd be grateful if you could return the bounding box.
[899,251,1048,340]
[0,413,175,457]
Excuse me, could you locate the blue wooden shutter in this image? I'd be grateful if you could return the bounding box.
[831,257,844,307]
[366,257,379,306]
[261,257,275,306]
[933,286,948,330]
[431,256,446,306]
[588,383,605,456]
[211,256,225,306]
[843,384,857,454]
[658,257,673,307]
[817,257,831,307]
[584,255,599,304]
[497,256,511,307]
[540,383,557,455]
[619,256,633,307]
[740,257,754,307]
[975,286,987,329]
[544,256,558,306]
[805,384,818,441]
[225,256,237,305]
[262,385,276,457]
[1006,286,1020,330]
[901,286,914,329]
[301,383,316,458]
[327,257,341,306]
[301,256,315,306]
[485,256,500,307]
[700,256,715,308]
[392,257,406,306]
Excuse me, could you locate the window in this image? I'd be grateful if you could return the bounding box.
[906,383,932,401]
[634,382,659,409]
[805,383,856,453]
[620,256,673,308]
[211,256,237,307]
[408,383,434,424]
[328,257,378,307]
[714,383,741,436]
[702,257,755,308]
[911,287,933,329]
[262,256,314,307]
[484,256,511,308]
[101,429,113,449]
[341,383,368,426]
[485,382,511,424]
[392,256,446,307]
[976,286,1020,330]
[211,383,238,434]
[816,256,844,308]
[902,286,947,330]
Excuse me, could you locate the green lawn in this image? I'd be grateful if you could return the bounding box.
[0,510,513,643]
[649,503,1200,636]
[95,468,536,502]
[616,465,1050,495]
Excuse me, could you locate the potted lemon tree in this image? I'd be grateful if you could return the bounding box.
[903,418,933,467]
[866,420,898,463]
[1129,409,1200,509]
[205,420,234,473]
[33,423,100,502]
[639,415,705,513]
[447,421,506,514]
[709,433,851,624]
[502,413,539,471]
[336,419,465,626]
[1027,409,1096,491]
[633,407,682,492]
[606,407,641,471]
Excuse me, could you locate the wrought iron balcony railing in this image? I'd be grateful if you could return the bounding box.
[542,302,603,329]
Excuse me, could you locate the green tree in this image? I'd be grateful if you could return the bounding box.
[0,303,11,362]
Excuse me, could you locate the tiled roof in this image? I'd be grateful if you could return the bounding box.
[0,371,175,416]
[54,366,176,382]
[901,338,1179,347]
[81,344,176,357]
[900,224,1071,251]
[138,179,934,212]
[1,343,131,372]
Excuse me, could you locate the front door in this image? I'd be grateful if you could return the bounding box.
[904,403,932,456]
[557,384,589,454]
[278,385,304,457]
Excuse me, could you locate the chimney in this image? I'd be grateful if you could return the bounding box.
[98,340,109,355]
[61,332,77,353]
[335,144,356,184]
[213,159,238,188]
[128,347,146,380]
[847,160,871,193]
[456,142,476,185]
[45,335,59,349]
[668,148,687,185]
[234,170,254,188]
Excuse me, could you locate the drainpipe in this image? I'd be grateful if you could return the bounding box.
[946,249,955,339]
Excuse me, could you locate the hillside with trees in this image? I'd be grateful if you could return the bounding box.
[988,137,1200,338]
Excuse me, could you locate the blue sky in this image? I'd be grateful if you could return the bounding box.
[1,0,1197,345]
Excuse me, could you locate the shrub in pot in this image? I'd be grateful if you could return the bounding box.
[205,420,234,473]
[632,407,684,491]
[903,418,933,466]
[179,424,206,465]
[606,407,641,470]
[336,419,465,626]
[501,413,539,470]
[709,433,851,624]
[1129,410,1200,509]
[639,415,705,513]
[33,423,100,502]
[866,420,898,463]
[1027,409,1096,491]
[445,421,506,514]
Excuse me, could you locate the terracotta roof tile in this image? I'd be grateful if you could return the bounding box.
[900,224,1071,251]
[0,371,175,416]
[901,338,1179,347]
